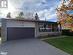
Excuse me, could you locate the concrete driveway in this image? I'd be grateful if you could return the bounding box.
[0,39,70,55]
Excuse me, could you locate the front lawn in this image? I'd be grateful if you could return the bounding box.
[44,36,73,55]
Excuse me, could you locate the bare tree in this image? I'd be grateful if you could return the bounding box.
[6,12,11,18]
[16,12,24,19]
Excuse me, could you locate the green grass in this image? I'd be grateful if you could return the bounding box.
[44,36,73,55]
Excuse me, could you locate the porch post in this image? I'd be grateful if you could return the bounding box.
[51,24,53,32]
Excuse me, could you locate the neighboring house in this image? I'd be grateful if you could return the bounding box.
[1,18,61,42]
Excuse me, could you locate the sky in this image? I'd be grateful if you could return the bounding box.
[0,0,61,22]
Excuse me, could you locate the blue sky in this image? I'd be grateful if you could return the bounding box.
[0,0,61,22]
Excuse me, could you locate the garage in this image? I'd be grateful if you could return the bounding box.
[7,27,35,41]
[1,19,36,42]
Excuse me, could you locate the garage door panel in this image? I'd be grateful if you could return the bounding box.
[7,27,35,41]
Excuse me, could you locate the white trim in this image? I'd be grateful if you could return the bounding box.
[6,20,35,27]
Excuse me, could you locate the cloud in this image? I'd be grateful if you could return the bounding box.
[21,0,48,11]
[37,6,58,22]
[0,0,61,22]
[48,14,58,22]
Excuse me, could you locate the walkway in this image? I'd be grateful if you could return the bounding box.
[0,39,70,55]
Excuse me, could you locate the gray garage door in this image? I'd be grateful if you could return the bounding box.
[7,27,35,41]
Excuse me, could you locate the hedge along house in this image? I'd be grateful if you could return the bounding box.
[1,18,61,42]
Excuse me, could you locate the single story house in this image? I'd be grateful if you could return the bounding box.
[1,18,61,42]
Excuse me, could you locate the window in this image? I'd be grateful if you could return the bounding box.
[39,23,52,32]
[0,0,8,8]
[52,24,58,32]
[39,23,58,32]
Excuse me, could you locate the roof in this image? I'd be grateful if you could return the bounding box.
[1,18,57,24]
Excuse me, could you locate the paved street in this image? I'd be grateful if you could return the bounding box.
[0,39,70,55]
